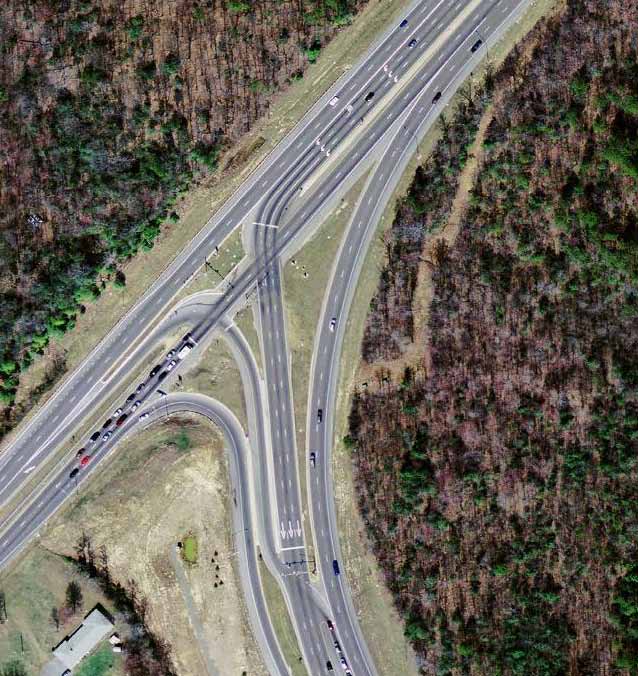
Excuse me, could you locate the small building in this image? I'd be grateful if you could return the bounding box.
[108,633,121,646]
[41,606,114,676]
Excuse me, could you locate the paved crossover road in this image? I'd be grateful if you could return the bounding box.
[0,0,533,674]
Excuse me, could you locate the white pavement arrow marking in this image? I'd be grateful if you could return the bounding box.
[288,521,294,538]
[280,522,287,540]
[295,520,302,538]
[23,465,36,475]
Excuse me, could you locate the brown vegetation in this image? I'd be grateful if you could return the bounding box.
[349,1,638,673]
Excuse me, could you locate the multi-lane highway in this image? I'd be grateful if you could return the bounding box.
[0,1,534,674]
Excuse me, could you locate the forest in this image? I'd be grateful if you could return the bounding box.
[0,0,362,430]
[350,0,638,673]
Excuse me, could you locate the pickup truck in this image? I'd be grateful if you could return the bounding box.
[178,344,192,360]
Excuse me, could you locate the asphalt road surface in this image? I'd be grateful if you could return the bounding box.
[0,1,533,674]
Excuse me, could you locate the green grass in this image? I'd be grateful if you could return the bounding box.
[182,534,199,564]
[75,644,118,676]
[170,429,191,452]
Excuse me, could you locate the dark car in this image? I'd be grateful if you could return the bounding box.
[471,38,483,53]
[332,559,340,575]
[116,413,128,427]
[182,332,193,344]
[327,619,334,631]
[89,431,100,443]
[102,418,112,429]
[136,382,146,393]
[75,447,85,458]
[408,38,417,48]
[432,91,442,104]
[149,365,161,378]
[326,662,334,672]
[157,371,168,383]
[310,452,316,468]
[126,393,136,402]
[69,468,79,480]
[399,18,408,28]
[364,91,374,103]
[317,409,323,423]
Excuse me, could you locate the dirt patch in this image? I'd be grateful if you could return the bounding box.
[39,416,265,676]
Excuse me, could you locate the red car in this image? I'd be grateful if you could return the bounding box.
[80,455,91,467]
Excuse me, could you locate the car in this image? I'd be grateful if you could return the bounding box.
[116,414,128,426]
[432,91,442,104]
[167,348,176,359]
[408,38,417,48]
[166,360,177,371]
[326,662,334,672]
[334,640,341,652]
[333,559,340,575]
[329,317,336,332]
[471,38,483,53]
[364,91,375,103]
[315,138,321,146]
[149,365,161,378]
[157,371,168,383]
[310,452,316,467]
[80,455,91,467]
[340,656,348,670]
[102,431,112,442]
[136,382,146,393]
[345,670,352,676]
[400,18,408,28]
[182,332,195,344]
[317,408,323,423]
[131,400,142,412]
[345,103,354,115]
[327,619,334,631]
[89,431,100,443]
[126,393,136,402]
[329,96,339,106]
[114,407,123,416]
[75,447,85,458]
[102,418,112,429]
[68,468,79,480]
[139,412,150,421]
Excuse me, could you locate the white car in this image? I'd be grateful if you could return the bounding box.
[114,407,123,416]
[167,360,177,371]
[131,400,142,412]
[139,412,150,421]
[329,96,339,106]
[329,317,337,332]
[345,104,354,115]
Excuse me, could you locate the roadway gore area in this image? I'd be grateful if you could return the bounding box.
[23,416,264,676]
[349,0,638,673]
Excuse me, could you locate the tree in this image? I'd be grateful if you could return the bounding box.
[50,606,60,630]
[0,590,6,623]
[1,661,27,676]
[65,581,83,613]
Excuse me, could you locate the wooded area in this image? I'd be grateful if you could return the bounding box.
[0,0,362,432]
[350,0,638,673]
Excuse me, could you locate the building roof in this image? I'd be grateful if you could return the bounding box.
[52,606,114,670]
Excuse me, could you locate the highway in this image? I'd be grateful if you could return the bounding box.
[0,1,533,674]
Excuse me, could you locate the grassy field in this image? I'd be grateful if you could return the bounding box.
[181,333,248,431]
[182,534,199,564]
[0,546,125,676]
[75,644,118,676]
[257,555,308,676]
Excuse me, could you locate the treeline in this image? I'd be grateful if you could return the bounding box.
[0,0,363,432]
[350,0,638,673]
[73,532,177,676]
[362,78,494,363]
